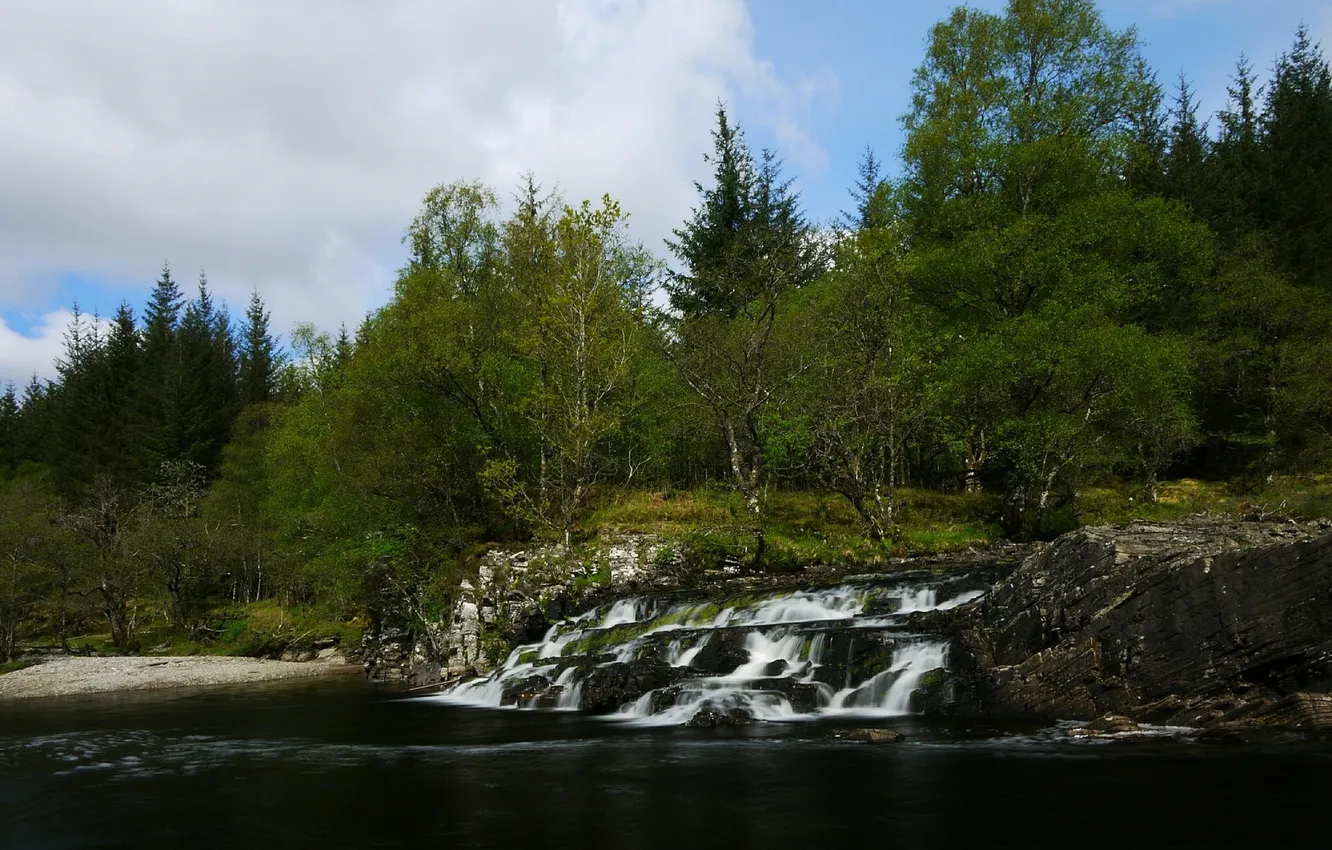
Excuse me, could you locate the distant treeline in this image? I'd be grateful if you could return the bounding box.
[2,1,1330,659]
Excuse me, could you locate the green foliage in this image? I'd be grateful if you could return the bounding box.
[0,658,38,675]
[1,4,1330,658]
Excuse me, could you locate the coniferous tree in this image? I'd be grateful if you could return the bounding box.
[1163,74,1209,210]
[665,108,826,560]
[666,105,756,318]
[16,376,50,466]
[1207,56,1263,243]
[95,303,145,485]
[140,264,186,468]
[1261,26,1332,289]
[843,146,888,229]
[51,304,108,490]
[239,290,278,406]
[1125,57,1168,197]
[334,324,353,368]
[0,384,18,477]
[177,274,239,472]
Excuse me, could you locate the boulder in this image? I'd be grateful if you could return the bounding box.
[686,630,751,675]
[684,703,755,727]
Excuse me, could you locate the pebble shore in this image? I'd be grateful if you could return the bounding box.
[0,655,356,699]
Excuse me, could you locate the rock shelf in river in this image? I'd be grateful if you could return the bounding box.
[429,577,984,726]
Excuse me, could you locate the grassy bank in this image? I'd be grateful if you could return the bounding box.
[580,475,1332,569]
[30,601,364,661]
[13,475,1328,661]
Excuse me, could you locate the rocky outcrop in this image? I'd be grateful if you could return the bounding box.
[363,534,681,684]
[951,517,1332,730]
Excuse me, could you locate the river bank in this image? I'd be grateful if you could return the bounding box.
[398,515,1332,732]
[0,655,360,700]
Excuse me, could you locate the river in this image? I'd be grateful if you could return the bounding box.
[2,676,1330,849]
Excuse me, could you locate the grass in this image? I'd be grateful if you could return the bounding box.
[582,486,1003,567]
[33,601,364,661]
[0,659,39,676]
[577,476,1331,571]
[1075,474,1332,527]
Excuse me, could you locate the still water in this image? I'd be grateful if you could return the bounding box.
[2,677,1330,849]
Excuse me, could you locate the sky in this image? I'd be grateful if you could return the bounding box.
[2,0,1329,388]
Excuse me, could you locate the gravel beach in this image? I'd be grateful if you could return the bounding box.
[0,655,358,699]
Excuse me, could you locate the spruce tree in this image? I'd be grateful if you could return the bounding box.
[239,290,277,405]
[665,105,755,318]
[1208,56,1262,243]
[843,146,886,229]
[1163,74,1209,210]
[0,384,18,477]
[1261,26,1332,289]
[51,304,107,490]
[140,264,186,468]
[16,376,50,466]
[176,273,239,472]
[1124,57,1168,197]
[100,303,145,485]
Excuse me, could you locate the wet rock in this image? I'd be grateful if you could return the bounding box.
[1189,726,1247,744]
[687,631,751,675]
[748,678,824,714]
[1067,714,1141,738]
[805,629,901,690]
[951,517,1332,728]
[500,674,552,707]
[580,659,683,714]
[838,728,903,744]
[910,667,953,715]
[1087,714,1139,735]
[684,704,755,727]
[1205,692,1332,731]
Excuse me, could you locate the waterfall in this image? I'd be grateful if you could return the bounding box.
[826,640,949,715]
[428,578,979,725]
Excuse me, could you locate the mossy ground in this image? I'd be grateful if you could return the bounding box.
[583,486,1001,567]
[578,477,1330,571]
[32,601,362,660]
[0,659,39,676]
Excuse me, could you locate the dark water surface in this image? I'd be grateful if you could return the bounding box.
[2,677,1330,850]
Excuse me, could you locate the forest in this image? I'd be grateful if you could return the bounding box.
[2,0,1330,664]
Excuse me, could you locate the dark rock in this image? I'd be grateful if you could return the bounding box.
[949,518,1332,728]
[910,667,953,715]
[684,704,755,727]
[1087,714,1139,734]
[1205,692,1332,731]
[838,728,902,744]
[806,629,902,690]
[687,630,751,675]
[748,678,825,713]
[1189,726,1248,744]
[579,659,684,714]
[500,674,552,707]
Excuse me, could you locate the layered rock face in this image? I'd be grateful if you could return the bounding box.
[362,534,682,685]
[954,518,1332,729]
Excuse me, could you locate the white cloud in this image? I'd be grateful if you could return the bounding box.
[0,0,833,380]
[0,311,76,389]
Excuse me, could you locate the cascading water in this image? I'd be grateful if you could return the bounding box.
[429,576,984,726]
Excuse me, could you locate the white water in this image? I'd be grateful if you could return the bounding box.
[430,579,982,724]
[825,640,950,716]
